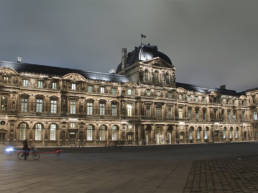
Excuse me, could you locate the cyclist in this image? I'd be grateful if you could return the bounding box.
[22,140,30,160]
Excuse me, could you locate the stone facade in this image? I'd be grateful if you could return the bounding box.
[0,44,257,147]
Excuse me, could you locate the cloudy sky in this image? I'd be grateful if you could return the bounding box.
[0,0,257,91]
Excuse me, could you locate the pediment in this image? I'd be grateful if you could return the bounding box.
[143,57,173,69]
[63,73,87,82]
[0,67,18,75]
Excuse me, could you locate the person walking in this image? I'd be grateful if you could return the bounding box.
[22,140,30,160]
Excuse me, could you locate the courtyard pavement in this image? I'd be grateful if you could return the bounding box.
[0,143,258,193]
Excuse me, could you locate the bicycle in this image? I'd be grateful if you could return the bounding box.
[17,148,40,160]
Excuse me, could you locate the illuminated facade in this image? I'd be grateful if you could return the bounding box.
[0,44,257,146]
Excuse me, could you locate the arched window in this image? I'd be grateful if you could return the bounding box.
[35,123,43,141]
[204,127,209,140]
[19,123,27,140]
[50,124,57,141]
[196,127,201,140]
[87,125,94,141]
[99,125,106,141]
[235,127,239,139]
[223,127,227,140]
[189,127,194,141]
[112,125,118,141]
[229,127,233,139]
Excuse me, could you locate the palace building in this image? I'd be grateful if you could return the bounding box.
[0,44,257,146]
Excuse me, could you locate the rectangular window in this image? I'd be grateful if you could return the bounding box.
[100,103,105,115]
[88,85,93,93]
[187,108,191,120]
[70,122,75,129]
[227,111,231,121]
[35,124,42,141]
[127,104,132,117]
[178,108,183,119]
[87,126,93,141]
[71,83,76,90]
[3,76,8,81]
[254,112,257,120]
[127,89,132,95]
[50,100,57,114]
[112,88,117,95]
[70,101,76,114]
[50,124,56,141]
[21,98,28,112]
[87,102,93,115]
[37,80,43,88]
[52,82,57,89]
[112,104,117,116]
[146,105,151,118]
[146,89,151,96]
[36,99,43,113]
[23,79,28,87]
[100,86,105,94]
[156,105,162,119]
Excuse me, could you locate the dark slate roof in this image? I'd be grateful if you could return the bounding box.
[0,61,129,83]
[116,44,173,73]
[176,82,241,96]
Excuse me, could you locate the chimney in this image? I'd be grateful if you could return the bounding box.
[17,56,22,63]
[121,48,127,70]
[220,85,226,90]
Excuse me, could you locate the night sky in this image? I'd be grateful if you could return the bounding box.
[0,0,257,91]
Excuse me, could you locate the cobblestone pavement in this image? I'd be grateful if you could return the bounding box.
[0,143,258,193]
[183,155,258,193]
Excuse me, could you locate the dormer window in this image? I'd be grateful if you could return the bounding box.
[37,80,43,88]
[71,83,76,91]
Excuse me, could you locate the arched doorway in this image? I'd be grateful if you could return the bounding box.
[166,125,173,144]
[155,126,164,145]
[188,127,194,143]
[0,129,7,144]
[145,125,152,145]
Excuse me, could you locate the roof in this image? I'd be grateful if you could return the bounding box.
[0,61,129,83]
[116,44,173,73]
[176,82,241,96]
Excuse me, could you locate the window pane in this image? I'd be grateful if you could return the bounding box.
[87,125,93,141]
[36,99,43,112]
[35,124,42,141]
[100,103,105,115]
[50,124,56,141]
[87,102,93,115]
[70,101,76,114]
[51,100,57,114]
[21,98,28,112]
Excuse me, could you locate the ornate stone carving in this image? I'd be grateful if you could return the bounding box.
[62,73,87,81]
